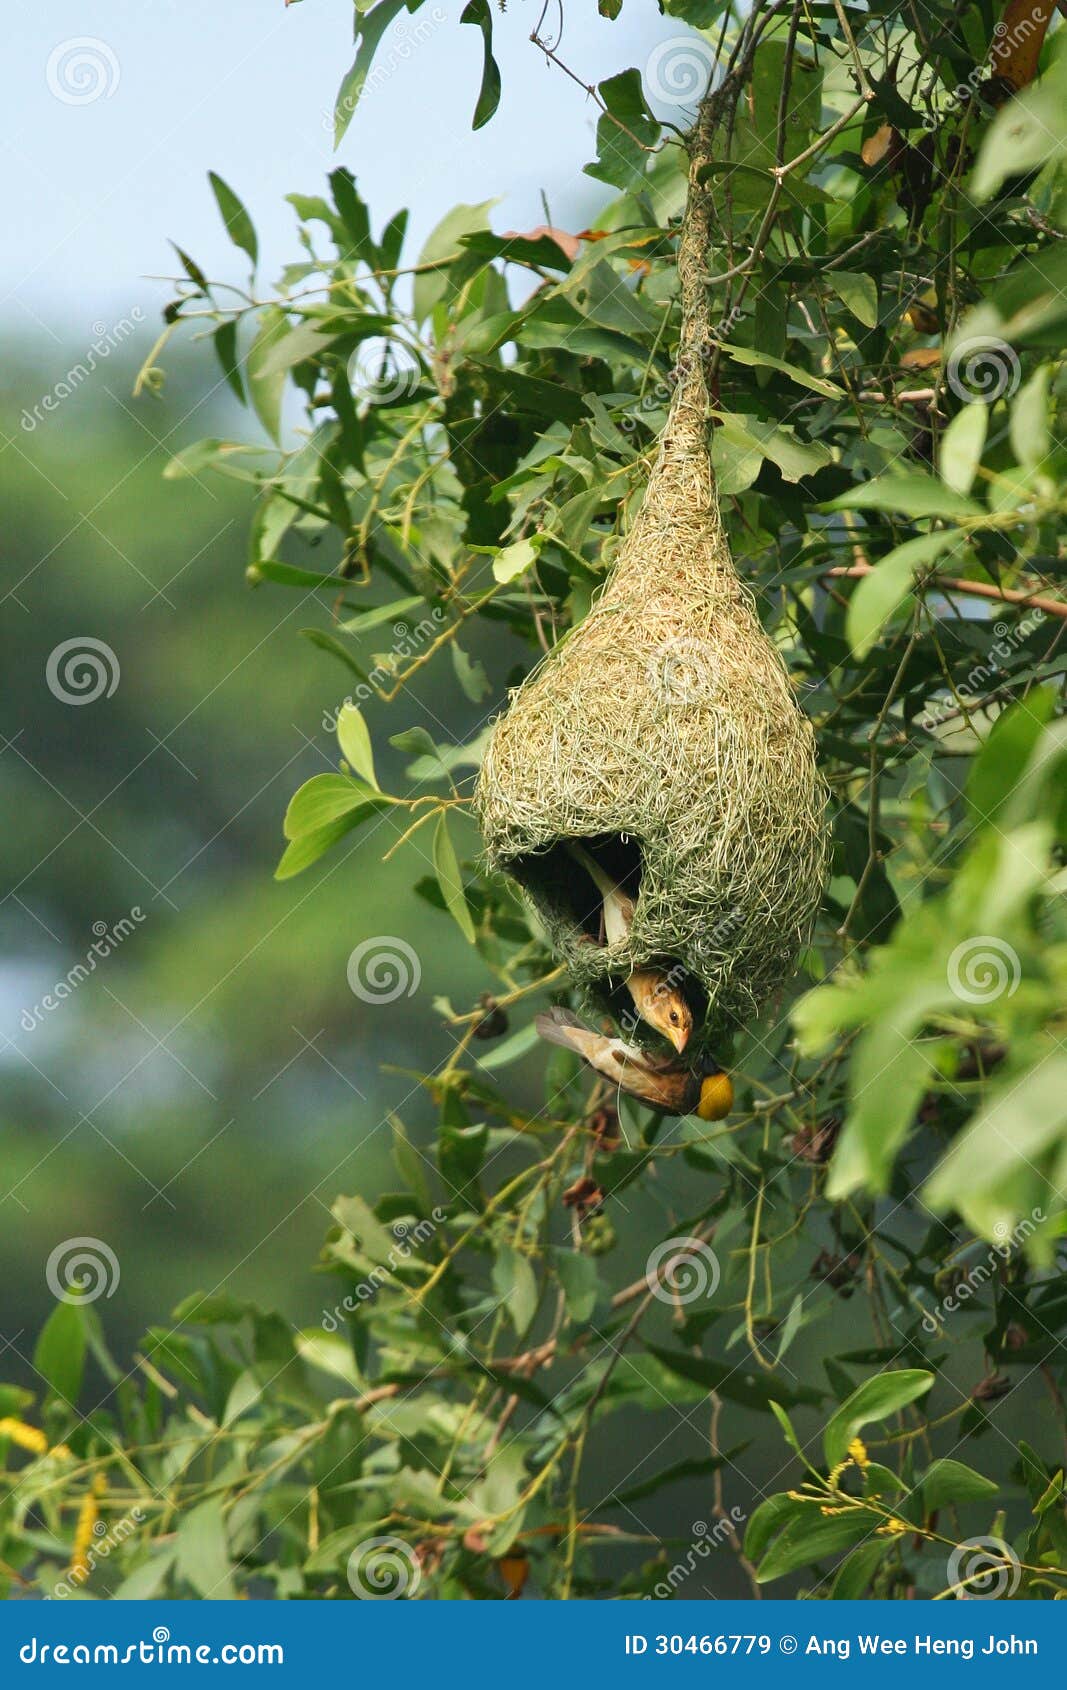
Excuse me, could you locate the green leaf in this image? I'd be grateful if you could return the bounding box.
[171,242,209,292]
[452,643,490,703]
[832,1538,892,1599]
[207,172,258,268]
[646,1346,823,1410]
[825,1033,934,1198]
[712,429,763,495]
[826,271,878,328]
[725,346,843,398]
[33,1301,86,1406]
[336,703,379,790]
[294,1330,362,1389]
[246,306,290,443]
[390,1114,433,1215]
[338,596,427,635]
[823,473,983,521]
[921,1457,999,1513]
[301,632,372,686]
[970,55,1067,200]
[213,320,244,403]
[163,438,252,480]
[606,1450,749,1508]
[390,726,454,785]
[461,0,501,130]
[715,413,833,482]
[1010,365,1050,467]
[473,1022,539,1070]
[172,1291,251,1325]
[940,404,987,495]
[333,1192,402,1268]
[774,1294,805,1365]
[924,1054,1067,1238]
[744,1493,806,1566]
[757,1509,878,1583]
[255,314,342,379]
[0,1387,34,1421]
[113,1550,177,1600]
[252,561,339,590]
[555,1250,599,1323]
[492,538,540,584]
[275,822,353,879]
[329,167,373,262]
[845,530,962,657]
[432,813,476,943]
[176,1499,235,1599]
[585,69,659,193]
[282,773,381,839]
[413,200,496,325]
[823,1370,934,1468]
[492,1244,538,1336]
[333,0,408,147]
[966,687,1057,826]
[769,1399,802,1456]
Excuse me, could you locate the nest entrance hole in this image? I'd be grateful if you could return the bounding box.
[507,830,710,1041]
[506,832,643,945]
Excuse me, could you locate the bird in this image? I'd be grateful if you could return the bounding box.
[564,842,693,1053]
[535,1008,733,1120]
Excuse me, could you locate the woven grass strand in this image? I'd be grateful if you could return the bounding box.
[474,86,828,1048]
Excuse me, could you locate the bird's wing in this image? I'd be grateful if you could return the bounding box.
[535,1006,585,1043]
[534,1010,692,1113]
[534,1008,606,1066]
[535,1009,646,1074]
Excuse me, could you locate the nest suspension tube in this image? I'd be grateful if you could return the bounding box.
[475,81,829,1052]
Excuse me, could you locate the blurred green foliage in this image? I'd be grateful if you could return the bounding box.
[0,342,485,1349]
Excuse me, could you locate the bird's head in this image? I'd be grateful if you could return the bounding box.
[630,975,693,1054]
[696,1069,734,1122]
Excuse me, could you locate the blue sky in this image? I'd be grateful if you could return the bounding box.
[7,0,689,334]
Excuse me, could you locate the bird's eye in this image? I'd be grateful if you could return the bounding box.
[669,1010,680,1024]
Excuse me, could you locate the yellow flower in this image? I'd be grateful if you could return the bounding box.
[819,1504,853,1516]
[848,1436,870,1469]
[877,1516,908,1536]
[70,1483,104,1582]
[0,1418,48,1456]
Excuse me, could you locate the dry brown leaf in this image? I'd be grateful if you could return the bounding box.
[498,1553,530,1599]
[899,346,942,370]
[991,0,1056,91]
[501,225,583,261]
[906,301,940,334]
[861,123,897,167]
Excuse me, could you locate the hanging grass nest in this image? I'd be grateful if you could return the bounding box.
[475,92,828,1051]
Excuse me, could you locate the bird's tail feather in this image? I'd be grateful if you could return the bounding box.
[563,839,615,901]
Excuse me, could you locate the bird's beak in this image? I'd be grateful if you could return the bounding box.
[668,1024,690,1055]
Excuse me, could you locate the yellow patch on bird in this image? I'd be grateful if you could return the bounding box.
[697,1072,734,1121]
